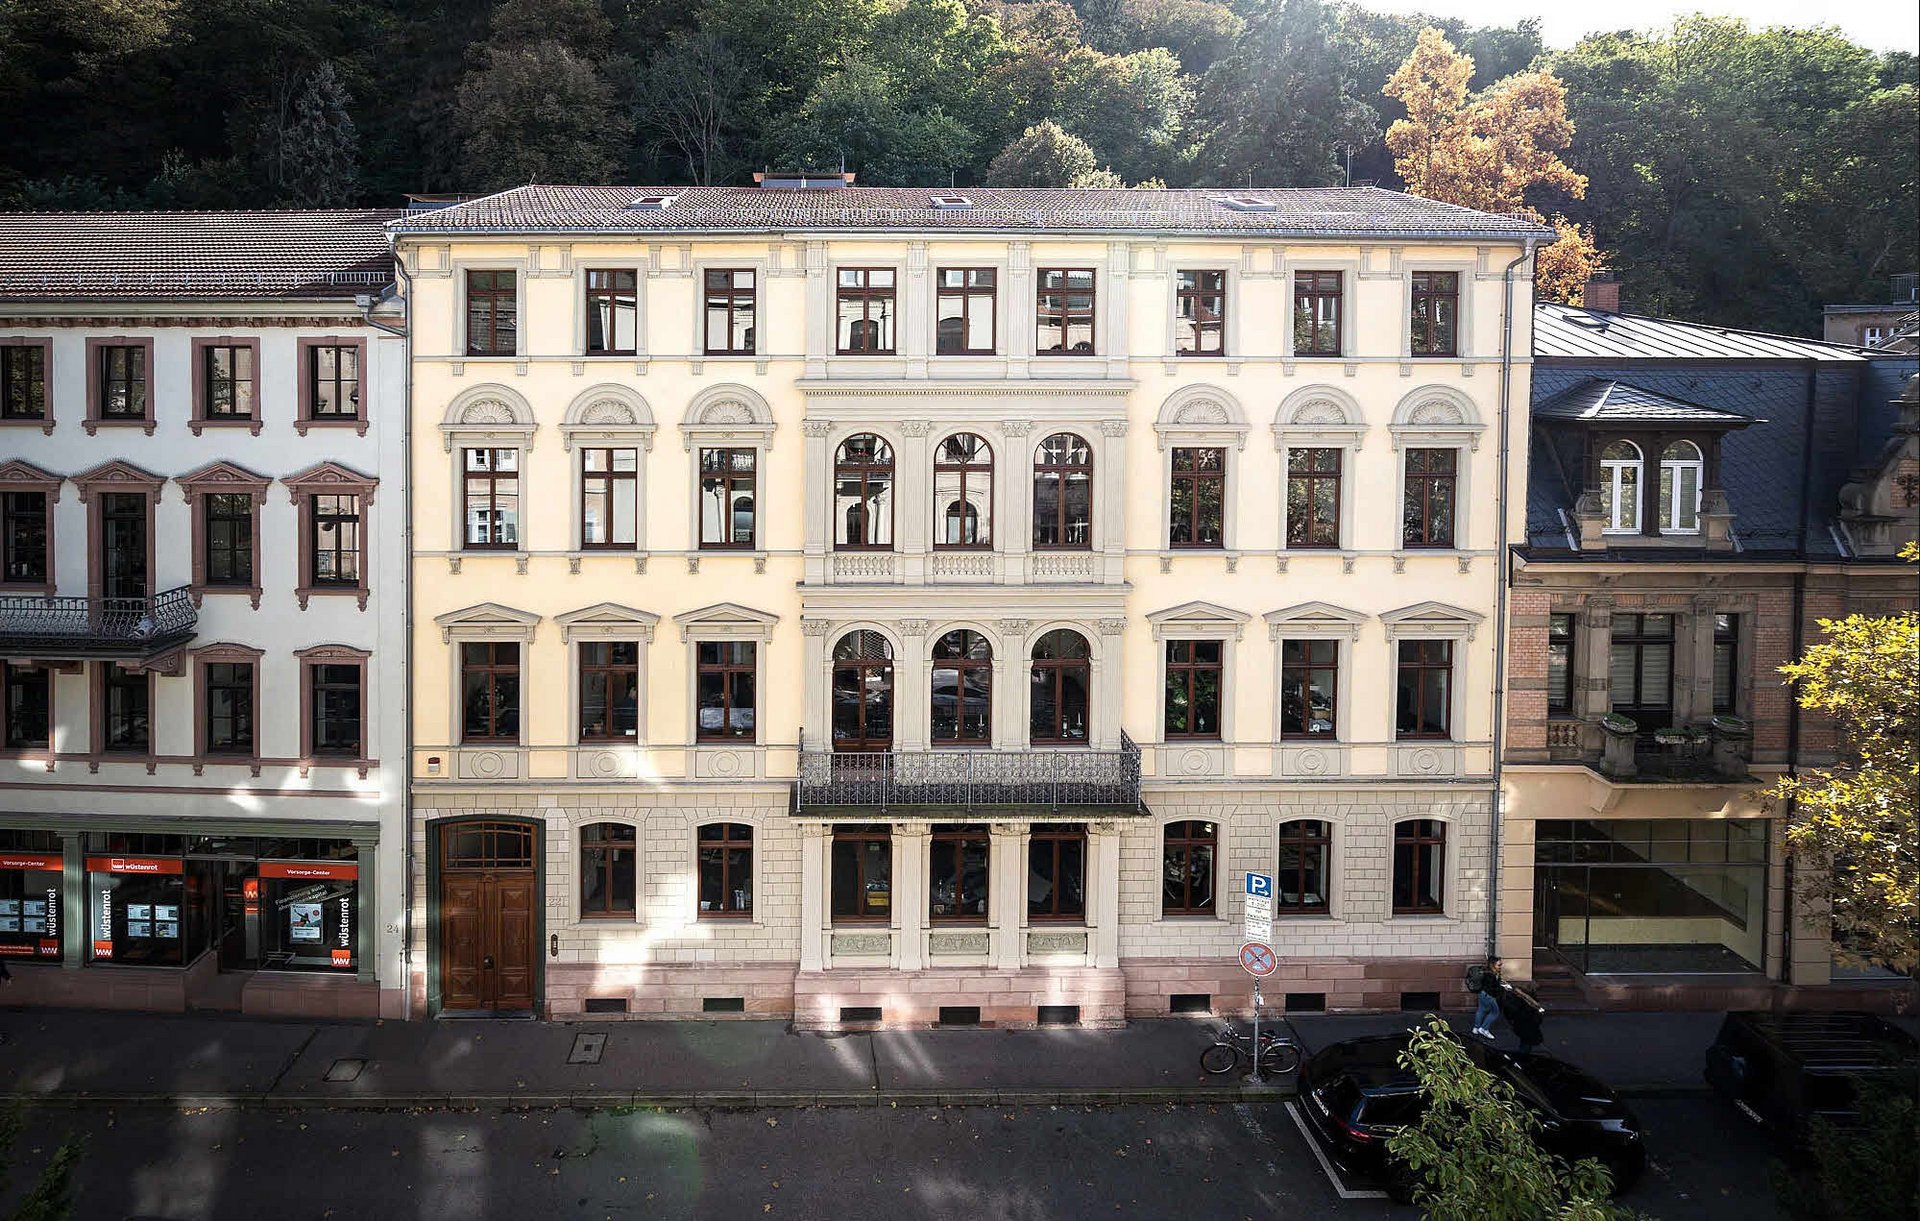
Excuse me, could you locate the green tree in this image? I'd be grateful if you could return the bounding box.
[1053,46,1193,186]
[635,30,749,185]
[1388,1018,1634,1220]
[455,0,628,189]
[984,119,1097,186]
[0,1102,84,1221]
[279,61,359,205]
[1767,545,1920,977]
[1192,0,1377,187]
[766,60,976,186]
[1774,1070,1920,1221]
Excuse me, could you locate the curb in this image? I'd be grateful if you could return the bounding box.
[5,1085,1294,1112]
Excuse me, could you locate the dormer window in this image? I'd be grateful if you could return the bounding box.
[1220,196,1276,212]
[1599,441,1642,534]
[627,193,677,210]
[929,195,972,211]
[1658,441,1703,534]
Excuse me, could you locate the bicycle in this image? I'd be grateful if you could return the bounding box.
[1199,1021,1302,1076]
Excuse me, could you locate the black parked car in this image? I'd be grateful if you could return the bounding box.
[1703,1010,1918,1148]
[1298,1032,1646,1200]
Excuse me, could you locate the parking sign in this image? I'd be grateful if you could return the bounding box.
[1246,873,1272,898]
[1245,873,1273,941]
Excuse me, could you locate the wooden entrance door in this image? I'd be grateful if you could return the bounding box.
[437,821,539,1013]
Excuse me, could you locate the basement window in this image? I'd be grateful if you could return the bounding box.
[938,1006,981,1026]
[839,1006,883,1024]
[703,996,745,1014]
[1037,1004,1080,1026]
[1400,991,1442,1012]
[1284,992,1327,1013]
[1169,993,1211,1015]
[583,997,629,1014]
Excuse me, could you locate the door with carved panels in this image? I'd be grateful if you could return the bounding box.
[436,820,540,1014]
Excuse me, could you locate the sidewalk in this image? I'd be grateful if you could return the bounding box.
[1,1005,1743,1111]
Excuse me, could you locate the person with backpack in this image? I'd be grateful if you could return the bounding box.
[1465,955,1504,1040]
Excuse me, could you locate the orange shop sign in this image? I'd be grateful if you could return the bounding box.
[85,856,184,876]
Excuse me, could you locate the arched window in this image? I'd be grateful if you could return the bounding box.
[1276,820,1330,913]
[934,433,992,548]
[1032,432,1092,549]
[834,434,894,550]
[1029,629,1091,744]
[1599,440,1642,533]
[1659,440,1703,533]
[930,630,992,744]
[831,630,894,751]
[580,822,637,918]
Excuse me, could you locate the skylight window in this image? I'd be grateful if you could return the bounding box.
[930,194,973,210]
[627,193,678,211]
[1219,196,1276,212]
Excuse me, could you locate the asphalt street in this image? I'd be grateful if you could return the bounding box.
[12,1098,1784,1221]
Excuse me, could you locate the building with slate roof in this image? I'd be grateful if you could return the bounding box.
[1498,297,1918,1011]
[0,210,409,1019]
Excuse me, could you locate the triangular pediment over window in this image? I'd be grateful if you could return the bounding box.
[672,601,779,642]
[1380,600,1484,640]
[1264,601,1367,640]
[555,602,661,643]
[434,602,541,642]
[1145,600,1251,641]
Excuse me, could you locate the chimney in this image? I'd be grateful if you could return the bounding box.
[1583,274,1620,313]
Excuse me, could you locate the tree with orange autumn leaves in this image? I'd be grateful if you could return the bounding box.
[1384,28,1605,306]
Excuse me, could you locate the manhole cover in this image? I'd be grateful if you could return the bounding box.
[323,1057,366,1082]
[568,1032,606,1065]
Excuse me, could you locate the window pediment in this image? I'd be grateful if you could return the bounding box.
[1264,601,1367,641]
[561,385,656,452]
[556,602,660,643]
[71,458,164,503]
[441,384,536,452]
[680,384,775,451]
[178,459,271,497]
[435,601,540,643]
[0,459,61,497]
[673,601,779,642]
[1380,600,1483,641]
[1273,385,1366,451]
[1390,386,1484,451]
[282,460,376,505]
[1154,385,1249,451]
[1146,599,1250,641]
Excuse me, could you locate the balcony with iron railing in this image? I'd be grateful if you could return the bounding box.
[794,731,1145,816]
[0,586,198,661]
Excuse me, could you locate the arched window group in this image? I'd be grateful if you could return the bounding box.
[826,626,1095,752]
[830,430,1098,554]
[1600,438,1705,535]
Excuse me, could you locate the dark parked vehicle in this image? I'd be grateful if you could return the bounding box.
[1703,1010,1918,1148]
[1298,1032,1646,1200]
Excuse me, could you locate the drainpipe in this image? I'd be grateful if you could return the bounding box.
[1488,237,1538,967]
[1779,360,1818,988]
[360,254,413,1009]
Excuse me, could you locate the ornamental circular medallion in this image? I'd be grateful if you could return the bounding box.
[472,751,503,778]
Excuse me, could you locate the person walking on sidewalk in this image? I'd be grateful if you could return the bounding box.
[1499,980,1547,1054]
[1465,956,1504,1041]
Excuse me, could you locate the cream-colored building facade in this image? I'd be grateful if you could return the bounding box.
[396,185,1547,1024]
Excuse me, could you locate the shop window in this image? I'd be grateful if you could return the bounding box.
[698,822,753,918]
[579,448,638,549]
[580,822,637,918]
[0,829,63,959]
[1395,639,1452,739]
[1280,639,1337,738]
[929,824,988,923]
[834,433,894,550]
[698,447,756,549]
[585,269,638,355]
[1391,819,1445,914]
[86,852,186,965]
[1161,820,1216,916]
[830,825,891,922]
[255,855,359,971]
[1168,446,1225,548]
[1036,268,1095,355]
[1548,614,1575,717]
[1028,824,1086,922]
[1276,820,1330,913]
[933,433,992,548]
[930,630,991,745]
[1032,432,1093,549]
[696,641,756,741]
[704,269,756,355]
[1029,629,1090,745]
[2,664,50,750]
[1163,640,1223,739]
[578,641,640,742]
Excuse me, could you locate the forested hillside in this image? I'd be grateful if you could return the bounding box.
[0,0,1912,333]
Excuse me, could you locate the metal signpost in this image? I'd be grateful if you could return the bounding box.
[1241,874,1278,1082]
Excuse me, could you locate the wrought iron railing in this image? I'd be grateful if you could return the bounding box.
[795,732,1142,812]
[0,585,198,653]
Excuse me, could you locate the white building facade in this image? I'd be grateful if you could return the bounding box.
[0,211,410,1018]
[396,184,1546,1025]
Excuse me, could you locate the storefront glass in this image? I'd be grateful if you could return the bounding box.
[0,830,64,959]
[1535,818,1768,974]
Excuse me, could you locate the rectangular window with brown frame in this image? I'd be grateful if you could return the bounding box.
[203,662,255,757]
[465,269,518,356]
[462,448,519,549]
[1548,613,1575,717]
[1293,271,1343,356]
[577,641,639,742]
[308,662,363,757]
[204,493,255,590]
[1036,268,1096,355]
[2,664,51,751]
[1168,447,1225,548]
[309,494,361,587]
[580,822,637,918]
[1280,639,1338,738]
[0,344,47,422]
[1713,614,1740,716]
[929,824,988,924]
[1609,613,1673,730]
[696,641,756,742]
[1286,448,1342,548]
[1161,820,1217,916]
[698,822,753,918]
[585,269,638,355]
[1027,824,1086,922]
[196,343,256,424]
[579,448,637,549]
[1392,819,1445,914]
[703,269,756,355]
[1276,820,1330,913]
[1402,447,1457,548]
[830,824,892,922]
[100,664,150,754]
[1174,270,1226,355]
[1395,639,1453,739]
[460,641,520,743]
[305,343,361,423]
[1409,271,1459,357]
[836,268,896,354]
[1,491,48,588]
[1163,639,1223,739]
[698,447,756,549]
[96,344,147,421]
[935,268,996,355]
